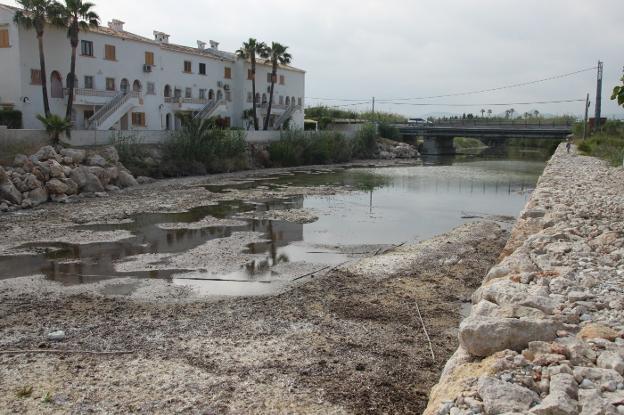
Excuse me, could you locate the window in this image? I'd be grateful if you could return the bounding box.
[84,109,94,123]
[104,44,116,60]
[279,96,284,105]
[131,112,146,126]
[199,63,206,75]
[224,67,231,79]
[81,40,94,57]
[183,61,192,73]
[279,75,285,85]
[174,88,181,98]
[50,71,63,98]
[84,75,94,89]
[147,82,155,95]
[247,92,252,102]
[105,77,115,91]
[298,97,302,106]
[145,51,154,66]
[247,69,253,80]
[185,87,192,98]
[199,89,206,99]
[0,29,9,48]
[30,69,42,85]
[225,91,231,102]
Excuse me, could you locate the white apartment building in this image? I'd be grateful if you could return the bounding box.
[0,3,305,131]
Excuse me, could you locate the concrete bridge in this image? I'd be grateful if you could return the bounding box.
[396,121,573,154]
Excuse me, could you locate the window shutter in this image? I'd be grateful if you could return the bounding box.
[145,52,154,66]
[0,29,9,48]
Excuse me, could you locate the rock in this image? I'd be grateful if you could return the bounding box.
[45,178,69,195]
[21,198,33,209]
[598,352,624,375]
[69,167,104,193]
[47,330,65,341]
[116,170,138,188]
[531,391,578,415]
[522,208,546,219]
[106,166,119,182]
[13,154,28,167]
[28,187,48,206]
[61,178,78,196]
[98,146,119,164]
[459,312,559,357]
[47,159,65,178]
[0,202,8,212]
[88,166,111,186]
[33,146,59,161]
[22,174,42,191]
[50,194,68,203]
[579,389,616,415]
[579,324,620,341]
[85,154,108,167]
[136,176,155,185]
[60,148,86,164]
[105,185,120,192]
[478,376,540,414]
[0,168,22,205]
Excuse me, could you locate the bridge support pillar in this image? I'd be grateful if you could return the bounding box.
[421,136,456,155]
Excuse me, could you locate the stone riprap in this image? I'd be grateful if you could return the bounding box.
[425,145,624,415]
[0,145,141,212]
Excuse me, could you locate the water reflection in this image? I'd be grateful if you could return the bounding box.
[0,152,549,292]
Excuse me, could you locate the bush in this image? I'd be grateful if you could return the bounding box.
[0,108,23,129]
[112,132,157,177]
[378,122,401,140]
[353,123,378,159]
[576,121,624,166]
[161,118,248,176]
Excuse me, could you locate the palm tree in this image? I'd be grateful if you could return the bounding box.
[13,0,61,117]
[37,113,71,146]
[261,42,292,130]
[236,38,267,131]
[480,108,485,118]
[56,0,99,122]
[509,108,515,119]
[533,109,540,118]
[487,109,492,118]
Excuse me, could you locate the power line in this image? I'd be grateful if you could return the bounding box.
[304,66,597,103]
[383,98,586,107]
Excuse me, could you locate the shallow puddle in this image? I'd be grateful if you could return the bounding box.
[0,153,548,296]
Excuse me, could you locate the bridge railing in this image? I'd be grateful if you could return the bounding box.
[419,119,574,128]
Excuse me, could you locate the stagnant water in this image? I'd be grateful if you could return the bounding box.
[0,151,550,295]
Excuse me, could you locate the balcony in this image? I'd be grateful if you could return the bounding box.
[165,97,219,111]
[64,88,120,106]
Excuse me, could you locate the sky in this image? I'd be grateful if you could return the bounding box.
[7,0,624,118]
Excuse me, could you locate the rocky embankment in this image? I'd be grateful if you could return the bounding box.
[0,146,146,212]
[425,145,624,415]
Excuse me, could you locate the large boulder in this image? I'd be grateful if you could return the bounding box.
[22,174,42,191]
[85,154,108,167]
[47,159,65,179]
[99,146,120,164]
[88,166,111,186]
[45,178,69,195]
[13,154,28,167]
[59,148,86,164]
[28,187,48,206]
[117,170,138,188]
[0,167,22,205]
[69,166,104,193]
[61,178,78,196]
[33,146,59,162]
[459,309,560,357]
[478,377,540,414]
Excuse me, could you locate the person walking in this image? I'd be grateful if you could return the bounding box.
[566,136,572,153]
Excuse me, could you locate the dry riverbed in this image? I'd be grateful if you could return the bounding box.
[0,160,509,414]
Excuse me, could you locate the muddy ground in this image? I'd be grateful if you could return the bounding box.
[0,161,508,414]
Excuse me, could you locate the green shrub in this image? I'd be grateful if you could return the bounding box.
[0,108,23,129]
[161,118,248,176]
[353,123,378,159]
[577,121,624,166]
[378,122,401,140]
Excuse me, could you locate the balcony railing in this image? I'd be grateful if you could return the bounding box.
[64,88,119,98]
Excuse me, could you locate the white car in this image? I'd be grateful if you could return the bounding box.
[407,118,427,126]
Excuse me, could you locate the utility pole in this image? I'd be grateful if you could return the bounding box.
[583,93,590,139]
[371,97,375,114]
[594,60,603,131]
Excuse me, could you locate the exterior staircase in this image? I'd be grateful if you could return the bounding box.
[192,98,225,121]
[87,91,140,130]
[272,104,300,130]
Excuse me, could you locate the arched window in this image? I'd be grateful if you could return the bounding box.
[132,80,142,92]
[255,93,260,104]
[165,113,172,130]
[291,96,296,106]
[208,89,215,100]
[50,71,63,98]
[285,96,290,106]
[217,90,223,100]
[262,93,267,104]
[164,84,171,97]
[120,78,129,93]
